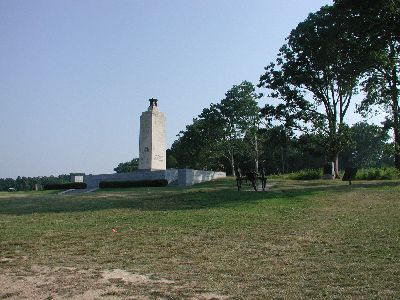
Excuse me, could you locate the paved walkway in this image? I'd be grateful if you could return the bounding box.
[58,188,98,195]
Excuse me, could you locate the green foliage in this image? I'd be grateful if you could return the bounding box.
[0,175,70,191]
[288,169,322,180]
[258,127,327,174]
[166,1,399,176]
[170,117,221,170]
[218,81,262,174]
[271,167,400,181]
[171,118,394,176]
[259,5,367,176]
[355,167,400,180]
[114,158,139,173]
[166,149,178,169]
[43,182,87,190]
[340,122,392,168]
[335,0,400,169]
[99,179,168,189]
[170,81,261,175]
[267,122,395,173]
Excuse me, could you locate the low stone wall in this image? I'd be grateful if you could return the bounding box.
[178,169,226,186]
[85,170,166,188]
[83,169,225,188]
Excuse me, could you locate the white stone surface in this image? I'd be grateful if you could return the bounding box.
[138,102,166,170]
[83,169,226,188]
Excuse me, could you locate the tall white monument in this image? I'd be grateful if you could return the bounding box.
[138,98,166,170]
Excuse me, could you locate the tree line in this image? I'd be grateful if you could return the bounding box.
[167,83,394,175]
[167,0,399,177]
[0,175,70,191]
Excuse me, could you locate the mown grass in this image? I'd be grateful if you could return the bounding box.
[0,177,399,299]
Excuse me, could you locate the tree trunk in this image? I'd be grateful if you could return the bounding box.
[334,153,340,179]
[394,126,400,170]
[394,91,400,169]
[390,59,400,169]
[230,150,235,176]
[254,134,259,172]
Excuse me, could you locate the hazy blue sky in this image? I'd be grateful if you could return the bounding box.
[0,0,339,178]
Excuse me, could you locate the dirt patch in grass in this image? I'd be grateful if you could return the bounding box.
[0,265,229,300]
[101,268,175,285]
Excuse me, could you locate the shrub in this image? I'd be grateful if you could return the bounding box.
[355,167,400,180]
[267,173,289,179]
[43,182,87,190]
[99,179,168,189]
[288,169,322,180]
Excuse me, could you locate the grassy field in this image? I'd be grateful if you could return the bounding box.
[0,178,399,299]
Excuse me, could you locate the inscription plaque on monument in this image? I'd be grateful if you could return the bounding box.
[138,98,166,170]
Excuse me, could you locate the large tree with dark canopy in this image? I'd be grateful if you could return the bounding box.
[335,0,400,169]
[259,5,366,177]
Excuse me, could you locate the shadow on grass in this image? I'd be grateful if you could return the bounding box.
[0,180,398,215]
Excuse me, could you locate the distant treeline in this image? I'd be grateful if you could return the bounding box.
[0,175,70,191]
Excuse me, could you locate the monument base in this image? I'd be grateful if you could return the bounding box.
[83,169,226,189]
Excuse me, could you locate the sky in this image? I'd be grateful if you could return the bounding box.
[0,0,344,178]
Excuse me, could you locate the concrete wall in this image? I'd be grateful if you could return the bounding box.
[83,169,225,188]
[193,170,226,184]
[85,170,167,188]
[177,169,226,186]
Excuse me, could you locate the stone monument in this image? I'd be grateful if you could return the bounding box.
[73,98,226,189]
[138,98,166,170]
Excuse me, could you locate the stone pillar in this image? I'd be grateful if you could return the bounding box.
[138,98,166,170]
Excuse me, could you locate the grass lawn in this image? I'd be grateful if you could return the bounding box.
[0,178,399,299]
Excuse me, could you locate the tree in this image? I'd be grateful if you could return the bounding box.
[340,122,392,168]
[169,115,220,170]
[166,149,178,169]
[216,81,262,174]
[258,126,327,174]
[169,81,262,175]
[258,126,291,173]
[260,98,312,173]
[114,158,139,173]
[296,133,327,170]
[0,175,70,191]
[170,109,225,170]
[0,178,16,191]
[259,5,365,177]
[335,0,400,169]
